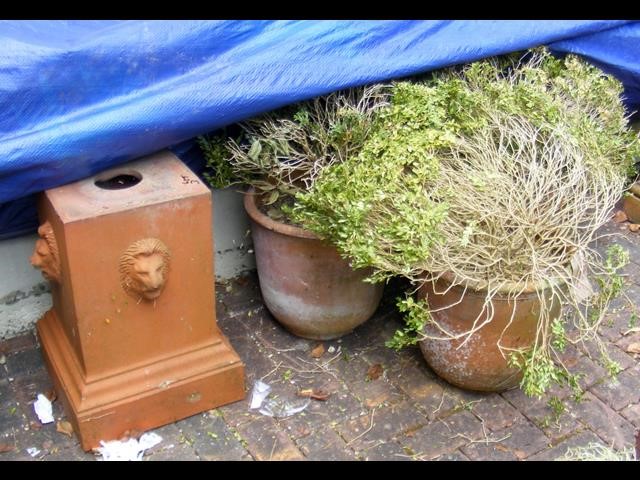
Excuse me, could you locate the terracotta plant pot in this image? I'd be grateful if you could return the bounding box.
[417,273,561,392]
[244,190,383,340]
[622,183,640,223]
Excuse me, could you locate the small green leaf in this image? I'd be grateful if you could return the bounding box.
[248,140,262,160]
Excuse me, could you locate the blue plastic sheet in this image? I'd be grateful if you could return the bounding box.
[1,20,639,238]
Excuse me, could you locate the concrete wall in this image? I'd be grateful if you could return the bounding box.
[0,234,53,339]
[212,187,255,280]
[0,187,255,339]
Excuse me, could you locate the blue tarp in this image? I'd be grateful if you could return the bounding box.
[1,20,640,238]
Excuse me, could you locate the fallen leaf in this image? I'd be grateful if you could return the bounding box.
[45,388,57,403]
[495,444,510,453]
[629,223,640,233]
[0,443,16,453]
[29,421,42,431]
[626,342,640,355]
[514,449,527,460]
[366,364,384,381]
[294,425,311,438]
[298,388,330,401]
[401,424,423,438]
[562,356,579,368]
[56,421,74,437]
[310,344,325,358]
[613,210,628,223]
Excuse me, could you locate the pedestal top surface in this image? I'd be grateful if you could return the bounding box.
[46,151,209,223]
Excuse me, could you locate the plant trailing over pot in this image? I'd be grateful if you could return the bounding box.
[291,48,640,395]
[198,130,239,189]
[226,85,390,221]
[204,85,391,339]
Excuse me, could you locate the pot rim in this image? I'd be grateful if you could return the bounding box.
[428,270,564,295]
[243,187,318,240]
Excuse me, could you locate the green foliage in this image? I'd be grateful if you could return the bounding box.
[227,85,389,221]
[293,48,640,283]
[291,82,452,281]
[198,133,237,189]
[509,348,564,398]
[550,318,567,352]
[385,296,432,350]
[292,47,639,398]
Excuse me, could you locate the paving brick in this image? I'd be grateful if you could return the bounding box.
[526,430,602,461]
[295,425,356,460]
[236,416,303,461]
[352,308,401,346]
[361,339,407,371]
[600,307,638,343]
[356,440,414,461]
[10,371,55,420]
[0,383,25,432]
[522,401,582,442]
[469,395,525,432]
[279,382,366,440]
[336,401,428,451]
[41,444,95,461]
[615,331,640,356]
[501,387,550,416]
[582,341,637,372]
[620,403,640,427]
[331,352,377,386]
[347,376,406,409]
[217,309,250,341]
[463,418,550,461]
[589,366,640,411]
[462,441,518,461]
[5,348,47,378]
[250,313,317,359]
[572,392,637,449]
[216,272,263,313]
[398,410,484,460]
[433,450,470,461]
[0,332,38,356]
[146,442,200,461]
[481,418,549,459]
[176,411,248,461]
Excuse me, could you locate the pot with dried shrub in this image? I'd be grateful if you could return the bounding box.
[218,85,389,339]
[292,48,640,396]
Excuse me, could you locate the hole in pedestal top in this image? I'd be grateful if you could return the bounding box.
[94,170,142,190]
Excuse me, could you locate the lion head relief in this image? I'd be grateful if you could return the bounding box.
[30,221,61,283]
[119,238,171,301]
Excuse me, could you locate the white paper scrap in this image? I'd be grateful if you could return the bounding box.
[96,432,163,461]
[33,394,54,424]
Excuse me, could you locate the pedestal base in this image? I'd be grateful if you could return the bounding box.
[37,309,245,451]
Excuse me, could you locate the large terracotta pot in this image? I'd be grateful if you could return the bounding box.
[244,190,383,340]
[418,273,561,392]
[622,182,640,223]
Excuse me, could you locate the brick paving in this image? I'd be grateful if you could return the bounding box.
[1,221,639,461]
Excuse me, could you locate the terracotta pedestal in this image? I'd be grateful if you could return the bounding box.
[32,151,245,450]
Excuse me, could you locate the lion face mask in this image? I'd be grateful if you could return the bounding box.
[120,238,171,301]
[30,221,61,283]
